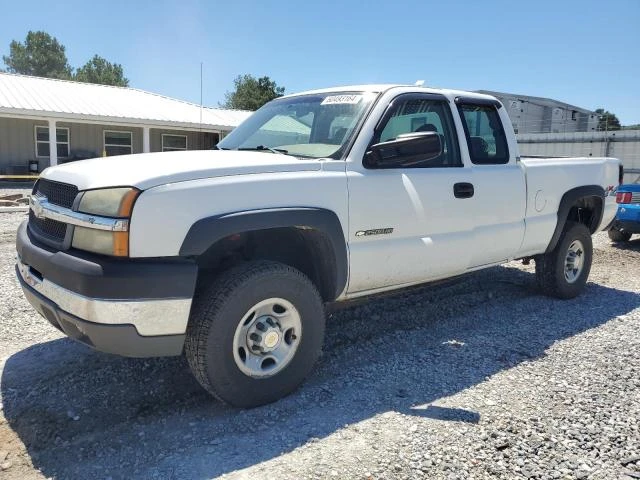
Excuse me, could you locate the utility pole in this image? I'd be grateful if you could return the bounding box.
[604,114,611,157]
[199,62,203,149]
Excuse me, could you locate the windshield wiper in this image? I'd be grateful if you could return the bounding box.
[238,145,289,155]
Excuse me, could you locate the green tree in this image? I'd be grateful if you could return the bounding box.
[222,74,285,110]
[595,108,621,131]
[2,31,72,79]
[74,55,129,87]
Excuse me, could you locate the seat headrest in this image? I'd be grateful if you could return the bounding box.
[469,136,491,162]
[414,123,438,133]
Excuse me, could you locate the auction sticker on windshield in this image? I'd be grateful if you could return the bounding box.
[321,95,363,105]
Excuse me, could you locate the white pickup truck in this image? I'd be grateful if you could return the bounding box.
[16,84,621,407]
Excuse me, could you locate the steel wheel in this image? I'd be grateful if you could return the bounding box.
[536,221,592,299]
[232,298,302,378]
[564,239,585,284]
[186,261,325,407]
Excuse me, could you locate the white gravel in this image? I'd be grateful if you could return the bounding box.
[0,201,638,480]
[0,187,32,197]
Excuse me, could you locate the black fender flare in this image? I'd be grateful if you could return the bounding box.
[179,207,348,299]
[545,185,605,253]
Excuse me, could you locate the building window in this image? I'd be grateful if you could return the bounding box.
[104,131,133,156]
[162,134,187,152]
[35,126,70,158]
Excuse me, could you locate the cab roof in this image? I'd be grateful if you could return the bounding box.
[281,84,500,103]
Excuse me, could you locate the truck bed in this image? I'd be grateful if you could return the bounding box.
[516,156,620,257]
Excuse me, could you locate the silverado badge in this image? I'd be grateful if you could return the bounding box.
[355,228,394,237]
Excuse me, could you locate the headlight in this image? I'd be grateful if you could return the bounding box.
[72,188,139,256]
[78,187,139,217]
[72,226,130,256]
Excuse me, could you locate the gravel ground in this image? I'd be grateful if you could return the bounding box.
[0,186,30,210]
[0,184,33,199]
[0,203,638,480]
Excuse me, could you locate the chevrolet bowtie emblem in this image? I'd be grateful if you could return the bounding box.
[30,195,46,219]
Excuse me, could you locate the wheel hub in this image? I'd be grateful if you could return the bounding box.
[564,239,585,284]
[232,298,302,378]
[247,317,282,352]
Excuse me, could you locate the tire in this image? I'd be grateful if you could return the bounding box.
[535,221,593,299]
[185,260,325,408]
[608,227,632,242]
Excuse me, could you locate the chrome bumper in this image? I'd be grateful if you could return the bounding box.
[17,255,192,337]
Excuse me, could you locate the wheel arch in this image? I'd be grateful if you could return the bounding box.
[179,208,348,301]
[546,185,605,253]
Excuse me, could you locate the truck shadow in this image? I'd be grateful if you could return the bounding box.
[610,237,640,251]
[2,265,639,479]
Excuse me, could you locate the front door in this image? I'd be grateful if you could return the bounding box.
[346,93,477,294]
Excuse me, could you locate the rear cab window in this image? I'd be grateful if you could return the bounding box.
[457,102,510,165]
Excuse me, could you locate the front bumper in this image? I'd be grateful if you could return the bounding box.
[15,220,198,357]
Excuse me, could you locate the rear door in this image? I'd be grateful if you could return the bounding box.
[455,98,526,267]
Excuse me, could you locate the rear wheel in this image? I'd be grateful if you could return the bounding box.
[535,221,593,299]
[185,261,325,408]
[608,227,632,242]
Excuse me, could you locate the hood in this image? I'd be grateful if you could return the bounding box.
[41,150,322,191]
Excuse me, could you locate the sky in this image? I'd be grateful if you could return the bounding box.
[0,0,639,124]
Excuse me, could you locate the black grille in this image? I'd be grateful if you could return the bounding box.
[29,179,78,246]
[29,210,68,242]
[33,179,78,208]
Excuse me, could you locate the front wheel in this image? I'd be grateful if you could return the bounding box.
[185,261,325,408]
[535,221,593,299]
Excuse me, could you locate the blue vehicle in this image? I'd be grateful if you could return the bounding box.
[608,184,640,242]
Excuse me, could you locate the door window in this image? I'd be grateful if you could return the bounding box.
[458,104,509,165]
[371,95,462,168]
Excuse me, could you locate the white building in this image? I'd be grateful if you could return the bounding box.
[0,72,252,174]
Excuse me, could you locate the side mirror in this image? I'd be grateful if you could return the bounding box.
[364,132,442,168]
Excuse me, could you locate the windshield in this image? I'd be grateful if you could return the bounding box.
[218,92,377,159]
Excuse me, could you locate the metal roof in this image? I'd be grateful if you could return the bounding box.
[0,72,252,130]
[476,89,596,115]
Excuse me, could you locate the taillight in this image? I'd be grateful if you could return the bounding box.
[616,192,632,204]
